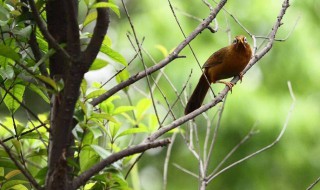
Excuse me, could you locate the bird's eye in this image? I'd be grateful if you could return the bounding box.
[244,37,247,43]
[232,38,237,44]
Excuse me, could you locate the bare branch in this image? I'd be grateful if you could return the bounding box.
[172,163,198,178]
[90,0,228,106]
[206,80,295,183]
[72,139,171,189]
[147,0,290,142]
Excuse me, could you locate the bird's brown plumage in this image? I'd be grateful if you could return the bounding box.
[185,35,252,115]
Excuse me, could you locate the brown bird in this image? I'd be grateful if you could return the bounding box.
[185,35,252,115]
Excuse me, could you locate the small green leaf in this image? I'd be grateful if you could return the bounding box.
[83,11,97,27]
[1,180,29,190]
[1,82,25,113]
[117,128,148,138]
[89,58,108,70]
[13,25,32,38]
[91,2,120,17]
[103,35,112,47]
[35,75,57,91]
[28,83,50,104]
[32,48,55,72]
[155,44,169,57]
[80,80,88,95]
[11,139,22,154]
[116,69,130,83]
[5,170,21,179]
[91,145,111,159]
[90,113,117,123]
[86,89,107,99]
[113,106,134,115]
[108,122,120,139]
[0,65,14,79]
[135,98,152,120]
[100,45,127,66]
[0,44,20,61]
[88,126,103,139]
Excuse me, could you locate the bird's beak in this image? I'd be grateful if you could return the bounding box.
[240,38,244,45]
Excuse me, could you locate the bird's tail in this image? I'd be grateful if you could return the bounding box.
[185,74,210,115]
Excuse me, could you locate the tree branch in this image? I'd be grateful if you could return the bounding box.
[90,0,228,106]
[0,140,41,190]
[146,0,290,143]
[72,139,171,189]
[82,0,110,67]
[27,0,71,61]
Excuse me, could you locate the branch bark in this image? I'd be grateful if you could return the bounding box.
[90,0,228,106]
[72,139,171,189]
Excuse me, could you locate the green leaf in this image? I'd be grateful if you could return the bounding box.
[103,35,112,47]
[1,82,25,113]
[117,128,148,138]
[113,106,134,115]
[5,170,21,179]
[28,83,50,104]
[135,98,152,121]
[90,113,117,123]
[13,25,32,38]
[91,145,111,159]
[0,65,14,79]
[116,69,130,83]
[108,122,120,139]
[115,69,130,92]
[89,58,108,70]
[91,2,120,17]
[86,89,107,99]
[0,44,20,61]
[88,126,103,139]
[32,48,55,72]
[80,80,88,95]
[11,139,22,154]
[35,75,57,91]
[1,180,29,190]
[155,44,169,57]
[100,45,127,66]
[83,11,97,27]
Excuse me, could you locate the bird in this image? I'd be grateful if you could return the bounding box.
[185,35,252,115]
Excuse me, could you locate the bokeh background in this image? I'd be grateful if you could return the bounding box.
[86,0,320,189]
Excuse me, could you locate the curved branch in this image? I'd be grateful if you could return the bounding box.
[82,0,110,67]
[90,0,228,106]
[72,138,171,189]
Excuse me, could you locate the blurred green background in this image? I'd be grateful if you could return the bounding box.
[97,0,320,189]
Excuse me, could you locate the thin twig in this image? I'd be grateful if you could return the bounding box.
[123,5,162,128]
[172,163,199,178]
[307,176,320,190]
[210,126,259,175]
[163,132,177,190]
[206,80,295,183]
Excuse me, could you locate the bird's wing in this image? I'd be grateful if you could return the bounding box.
[202,47,228,68]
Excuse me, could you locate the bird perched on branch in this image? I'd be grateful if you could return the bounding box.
[185,35,252,115]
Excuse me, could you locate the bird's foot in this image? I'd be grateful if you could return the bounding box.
[216,81,235,93]
[239,72,244,83]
